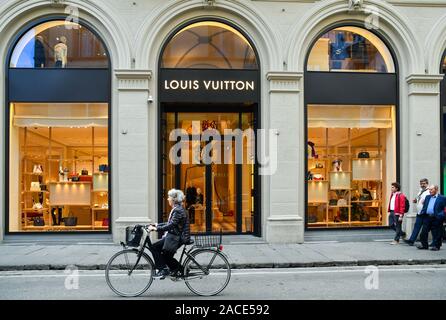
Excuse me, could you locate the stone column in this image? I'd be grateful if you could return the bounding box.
[113,70,152,243]
[264,72,304,243]
[404,74,443,237]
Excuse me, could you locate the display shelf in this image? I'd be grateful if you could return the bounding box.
[22,190,49,194]
[23,172,44,176]
[22,208,49,212]
[92,189,108,192]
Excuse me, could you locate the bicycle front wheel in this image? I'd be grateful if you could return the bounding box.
[105,249,154,297]
[184,249,231,296]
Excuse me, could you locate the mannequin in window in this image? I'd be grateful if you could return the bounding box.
[351,34,368,69]
[34,35,46,68]
[54,36,68,68]
[185,183,197,209]
[330,32,350,70]
[196,188,204,205]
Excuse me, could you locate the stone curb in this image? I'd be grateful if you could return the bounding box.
[0,259,445,271]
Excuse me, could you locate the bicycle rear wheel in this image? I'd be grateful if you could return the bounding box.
[105,249,154,297]
[184,249,231,296]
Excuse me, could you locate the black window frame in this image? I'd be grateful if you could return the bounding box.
[303,22,400,231]
[4,15,112,235]
[157,18,262,237]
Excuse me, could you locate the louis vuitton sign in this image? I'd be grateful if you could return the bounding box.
[160,69,259,103]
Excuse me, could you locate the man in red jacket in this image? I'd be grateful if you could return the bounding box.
[388,182,407,244]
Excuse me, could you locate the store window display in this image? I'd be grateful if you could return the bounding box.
[10,20,108,68]
[306,105,396,228]
[307,26,394,72]
[8,103,110,232]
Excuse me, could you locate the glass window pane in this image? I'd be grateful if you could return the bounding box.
[161,21,258,69]
[10,20,108,68]
[307,26,394,73]
[307,104,396,228]
[9,103,109,232]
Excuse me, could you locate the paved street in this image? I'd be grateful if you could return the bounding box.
[0,265,445,300]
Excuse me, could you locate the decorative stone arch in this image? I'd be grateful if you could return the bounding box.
[134,0,281,73]
[425,12,446,74]
[285,0,423,75]
[0,0,132,70]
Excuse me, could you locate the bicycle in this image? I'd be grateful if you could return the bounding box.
[105,225,231,297]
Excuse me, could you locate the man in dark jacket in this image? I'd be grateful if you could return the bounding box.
[417,185,446,251]
[148,189,191,279]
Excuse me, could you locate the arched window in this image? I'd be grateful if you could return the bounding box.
[10,20,108,68]
[305,25,398,230]
[307,26,395,73]
[7,19,111,234]
[161,21,258,69]
[159,20,260,236]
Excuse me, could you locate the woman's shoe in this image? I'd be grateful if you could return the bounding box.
[390,240,399,245]
[153,268,169,280]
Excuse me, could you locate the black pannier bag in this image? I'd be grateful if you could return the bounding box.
[126,225,143,247]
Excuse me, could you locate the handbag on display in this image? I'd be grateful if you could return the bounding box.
[329,199,338,206]
[32,202,43,210]
[358,151,370,158]
[99,164,109,172]
[33,216,45,226]
[81,169,88,176]
[337,199,347,206]
[32,164,43,174]
[30,182,41,191]
[313,174,324,181]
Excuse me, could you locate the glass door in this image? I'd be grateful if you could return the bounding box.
[161,111,256,234]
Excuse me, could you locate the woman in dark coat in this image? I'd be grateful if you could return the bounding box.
[148,189,191,279]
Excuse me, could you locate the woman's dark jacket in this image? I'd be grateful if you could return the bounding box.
[156,205,191,245]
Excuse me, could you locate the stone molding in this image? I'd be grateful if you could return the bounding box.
[406,74,444,96]
[115,69,152,92]
[266,72,303,93]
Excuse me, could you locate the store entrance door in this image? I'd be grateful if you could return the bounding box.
[160,109,257,234]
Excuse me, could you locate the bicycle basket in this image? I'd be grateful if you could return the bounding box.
[193,231,222,248]
[125,225,143,247]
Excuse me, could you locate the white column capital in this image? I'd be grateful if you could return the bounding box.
[406,74,444,96]
[266,72,303,93]
[115,69,152,92]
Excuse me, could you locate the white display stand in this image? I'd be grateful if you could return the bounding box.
[49,182,91,205]
[329,172,351,190]
[308,181,329,203]
[352,159,382,181]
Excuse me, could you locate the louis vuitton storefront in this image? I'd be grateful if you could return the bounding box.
[0,0,445,243]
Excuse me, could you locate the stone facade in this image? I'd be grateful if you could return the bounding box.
[0,0,445,243]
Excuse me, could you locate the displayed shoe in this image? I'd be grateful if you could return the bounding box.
[403,240,414,246]
[430,247,440,251]
[417,245,429,250]
[153,269,169,280]
[390,240,399,245]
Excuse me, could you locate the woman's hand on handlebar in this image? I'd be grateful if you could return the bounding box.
[148,224,157,232]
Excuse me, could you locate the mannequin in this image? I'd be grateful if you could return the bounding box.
[330,32,349,69]
[54,36,68,68]
[34,35,46,68]
[196,188,204,205]
[185,183,197,208]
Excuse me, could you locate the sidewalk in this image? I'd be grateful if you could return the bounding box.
[0,239,445,271]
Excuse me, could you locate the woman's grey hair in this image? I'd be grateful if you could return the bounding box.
[168,189,185,204]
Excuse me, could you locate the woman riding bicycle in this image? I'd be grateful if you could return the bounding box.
[148,188,190,279]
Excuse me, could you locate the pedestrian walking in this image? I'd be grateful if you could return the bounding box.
[404,178,430,246]
[387,182,408,244]
[417,185,446,251]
